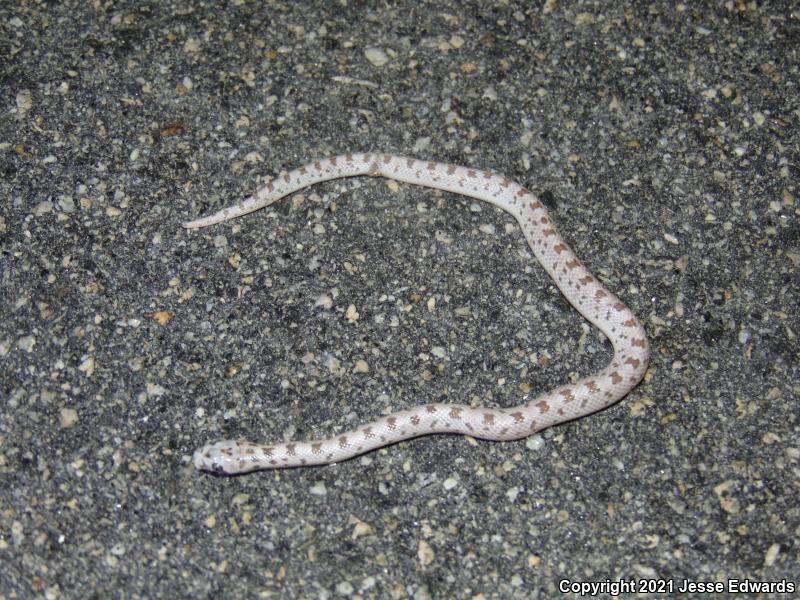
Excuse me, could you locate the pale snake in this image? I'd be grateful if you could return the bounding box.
[184,153,649,474]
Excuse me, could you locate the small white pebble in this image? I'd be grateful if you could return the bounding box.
[417,540,435,566]
[663,232,679,245]
[183,38,200,54]
[346,304,359,323]
[33,201,53,217]
[764,543,780,567]
[59,408,78,428]
[58,196,76,213]
[364,47,389,67]
[361,576,376,591]
[18,335,36,353]
[335,581,354,595]
[350,518,376,539]
[525,434,544,451]
[326,356,342,375]
[315,294,333,309]
[78,356,95,376]
[16,89,33,112]
[146,382,166,397]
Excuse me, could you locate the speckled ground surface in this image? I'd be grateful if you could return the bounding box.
[1,1,798,599]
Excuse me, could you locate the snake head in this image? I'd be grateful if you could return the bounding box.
[193,440,239,474]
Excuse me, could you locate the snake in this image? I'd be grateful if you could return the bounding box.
[184,153,649,474]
